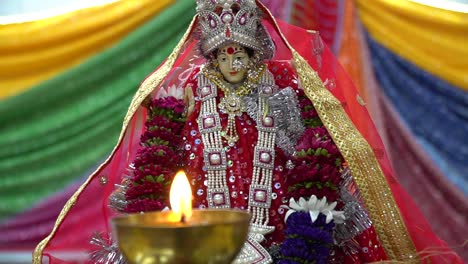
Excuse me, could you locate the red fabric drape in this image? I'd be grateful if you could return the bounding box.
[35,5,462,262]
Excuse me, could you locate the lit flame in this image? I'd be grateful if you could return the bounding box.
[169,171,193,222]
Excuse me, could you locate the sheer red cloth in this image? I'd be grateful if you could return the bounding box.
[34,5,462,263]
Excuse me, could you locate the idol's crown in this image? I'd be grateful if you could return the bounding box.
[196,0,273,59]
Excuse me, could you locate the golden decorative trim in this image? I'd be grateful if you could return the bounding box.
[32,16,198,264]
[255,0,418,261]
[292,52,417,261]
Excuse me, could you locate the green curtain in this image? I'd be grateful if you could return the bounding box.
[0,0,196,219]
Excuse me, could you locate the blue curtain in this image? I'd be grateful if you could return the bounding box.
[367,34,468,194]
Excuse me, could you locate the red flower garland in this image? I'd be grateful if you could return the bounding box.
[123,96,186,213]
[285,92,345,204]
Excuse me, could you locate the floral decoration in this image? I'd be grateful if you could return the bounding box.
[278,196,345,264]
[278,91,349,262]
[285,91,345,203]
[278,212,336,264]
[282,195,345,224]
[122,96,186,213]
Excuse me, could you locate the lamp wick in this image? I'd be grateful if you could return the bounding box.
[180,213,187,224]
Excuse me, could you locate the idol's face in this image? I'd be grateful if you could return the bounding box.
[216,43,250,84]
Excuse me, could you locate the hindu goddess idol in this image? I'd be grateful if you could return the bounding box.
[33,0,462,263]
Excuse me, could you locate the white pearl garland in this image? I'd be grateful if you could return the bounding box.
[198,66,277,263]
[198,73,231,209]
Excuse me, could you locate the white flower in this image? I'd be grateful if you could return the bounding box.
[281,195,345,224]
[321,200,345,224]
[156,84,184,100]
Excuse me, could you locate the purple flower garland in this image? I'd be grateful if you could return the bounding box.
[279,213,335,264]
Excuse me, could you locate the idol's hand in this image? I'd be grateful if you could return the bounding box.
[184,84,195,117]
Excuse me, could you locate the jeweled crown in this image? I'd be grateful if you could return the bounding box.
[196,0,274,59]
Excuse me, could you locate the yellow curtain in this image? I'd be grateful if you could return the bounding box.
[0,0,174,99]
[356,0,468,91]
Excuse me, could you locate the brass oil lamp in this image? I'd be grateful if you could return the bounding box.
[112,171,250,264]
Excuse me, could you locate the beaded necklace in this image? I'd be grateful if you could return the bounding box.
[198,64,276,263]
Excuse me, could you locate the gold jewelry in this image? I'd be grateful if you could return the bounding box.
[211,59,219,69]
[201,63,266,146]
[202,63,266,97]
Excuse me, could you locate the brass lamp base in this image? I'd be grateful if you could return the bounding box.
[112,209,250,264]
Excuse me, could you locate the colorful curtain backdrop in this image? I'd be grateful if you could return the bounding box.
[0,0,195,249]
[355,0,468,260]
[1,0,467,262]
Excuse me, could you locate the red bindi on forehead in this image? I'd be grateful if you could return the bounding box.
[227,47,235,55]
